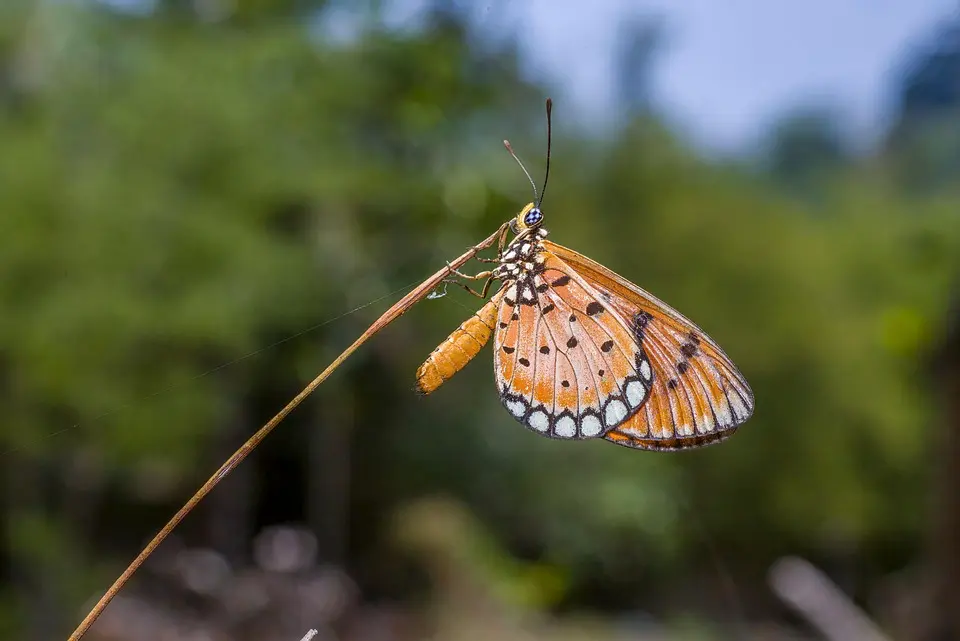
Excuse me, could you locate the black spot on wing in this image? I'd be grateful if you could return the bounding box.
[516,282,539,306]
[633,311,653,340]
[586,301,604,316]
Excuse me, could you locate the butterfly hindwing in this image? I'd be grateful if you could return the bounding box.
[494,284,545,427]
[542,240,754,449]
[493,252,654,439]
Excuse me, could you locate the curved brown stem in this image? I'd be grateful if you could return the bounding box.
[67,222,510,641]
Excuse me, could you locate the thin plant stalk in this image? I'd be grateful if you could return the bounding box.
[67,223,509,641]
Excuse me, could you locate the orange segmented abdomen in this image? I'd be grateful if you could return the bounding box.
[416,294,501,395]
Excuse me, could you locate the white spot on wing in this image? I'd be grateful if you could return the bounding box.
[640,360,651,381]
[506,399,526,418]
[729,390,750,421]
[715,401,733,427]
[528,410,549,432]
[604,400,628,427]
[580,415,602,437]
[505,283,517,300]
[521,286,535,302]
[625,380,646,407]
[555,416,577,437]
[700,411,716,433]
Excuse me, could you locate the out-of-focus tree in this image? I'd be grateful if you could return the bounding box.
[923,286,960,641]
[897,19,960,124]
[151,0,329,22]
[762,105,852,199]
[614,15,664,116]
[885,16,960,191]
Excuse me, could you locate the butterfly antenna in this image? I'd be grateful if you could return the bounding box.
[539,97,552,206]
[503,139,538,204]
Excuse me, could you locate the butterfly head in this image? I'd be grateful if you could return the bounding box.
[514,202,544,232]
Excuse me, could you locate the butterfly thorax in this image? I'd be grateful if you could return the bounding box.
[493,227,549,289]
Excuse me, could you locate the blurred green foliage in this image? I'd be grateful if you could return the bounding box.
[1,1,959,639]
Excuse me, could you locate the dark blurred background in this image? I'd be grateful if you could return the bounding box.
[2,1,960,640]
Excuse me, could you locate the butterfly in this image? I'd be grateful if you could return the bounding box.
[414,101,753,451]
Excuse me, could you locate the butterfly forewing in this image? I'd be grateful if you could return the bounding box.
[542,240,754,449]
[493,251,654,438]
[604,430,735,451]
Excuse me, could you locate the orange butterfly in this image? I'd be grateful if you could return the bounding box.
[416,101,753,451]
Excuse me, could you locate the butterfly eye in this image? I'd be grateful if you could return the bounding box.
[524,208,543,227]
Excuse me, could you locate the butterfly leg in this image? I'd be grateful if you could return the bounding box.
[444,262,494,282]
[463,224,511,265]
[440,261,498,298]
[473,223,512,263]
[497,224,512,254]
[443,276,497,299]
[440,266,499,299]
